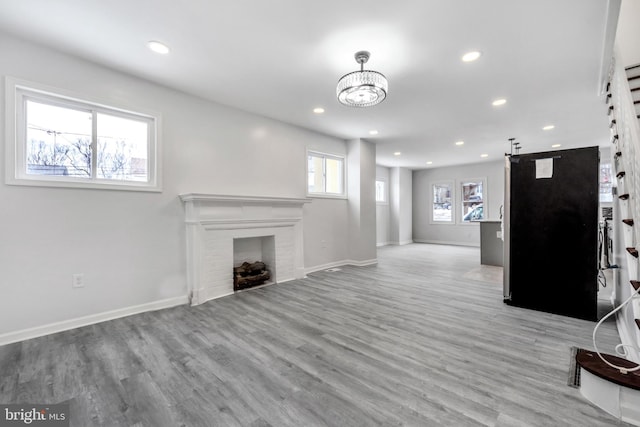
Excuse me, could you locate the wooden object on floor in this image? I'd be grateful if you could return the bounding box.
[576,348,640,390]
[233,261,270,291]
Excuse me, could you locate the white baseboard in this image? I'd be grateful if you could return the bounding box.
[386,240,414,246]
[413,239,479,248]
[377,240,414,247]
[0,295,189,346]
[305,258,377,275]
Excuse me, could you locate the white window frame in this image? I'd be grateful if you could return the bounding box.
[5,76,162,192]
[430,180,455,224]
[306,149,347,199]
[375,178,388,204]
[460,177,487,224]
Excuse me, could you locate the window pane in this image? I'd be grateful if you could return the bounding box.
[26,100,92,177]
[375,180,385,202]
[461,181,484,222]
[433,183,452,222]
[97,113,149,181]
[599,163,612,203]
[307,155,323,193]
[325,157,343,194]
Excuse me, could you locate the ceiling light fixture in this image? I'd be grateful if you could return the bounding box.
[426,161,433,165]
[369,130,379,135]
[543,125,555,130]
[492,98,507,106]
[462,51,482,62]
[393,152,401,156]
[455,141,464,146]
[480,154,489,158]
[313,107,325,114]
[147,41,170,54]
[552,144,562,148]
[337,51,388,108]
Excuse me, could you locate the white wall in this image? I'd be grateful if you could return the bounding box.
[616,0,640,67]
[0,34,354,342]
[376,166,390,246]
[413,160,505,247]
[347,139,377,263]
[389,167,413,245]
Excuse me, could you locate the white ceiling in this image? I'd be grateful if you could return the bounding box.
[0,0,616,169]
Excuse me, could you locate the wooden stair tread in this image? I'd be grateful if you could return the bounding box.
[622,219,634,226]
[631,280,640,291]
[636,319,640,331]
[576,348,640,391]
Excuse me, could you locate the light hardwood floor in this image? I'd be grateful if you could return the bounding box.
[0,243,629,426]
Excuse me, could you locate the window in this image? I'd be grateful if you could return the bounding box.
[375,179,386,203]
[6,78,161,191]
[461,179,485,222]
[600,163,613,203]
[307,151,345,197]
[432,181,453,223]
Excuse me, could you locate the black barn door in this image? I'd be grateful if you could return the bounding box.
[506,146,599,321]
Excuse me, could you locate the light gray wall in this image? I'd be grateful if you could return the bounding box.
[347,139,377,263]
[413,160,505,247]
[375,166,390,246]
[389,167,413,245]
[0,34,356,340]
[616,0,640,67]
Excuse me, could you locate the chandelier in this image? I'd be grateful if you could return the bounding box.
[336,51,388,107]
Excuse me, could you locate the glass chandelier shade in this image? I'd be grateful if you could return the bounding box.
[336,51,388,108]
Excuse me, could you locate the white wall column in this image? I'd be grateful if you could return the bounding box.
[389,167,413,245]
[347,139,377,264]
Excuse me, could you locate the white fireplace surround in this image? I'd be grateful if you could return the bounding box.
[180,194,311,305]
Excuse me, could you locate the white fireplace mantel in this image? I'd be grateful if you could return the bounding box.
[179,193,311,305]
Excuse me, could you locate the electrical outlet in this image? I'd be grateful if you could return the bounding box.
[72,273,84,288]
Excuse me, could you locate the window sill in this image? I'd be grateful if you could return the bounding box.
[6,176,162,192]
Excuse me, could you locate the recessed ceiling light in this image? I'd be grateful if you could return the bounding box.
[543,125,555,130]
[147,41,170,54]
[480,154,489,158]
[492,98,507,106]
[393,152,401,156]
[426,161,433,165]
[369,130,379,135]
[455,141,464,146]
[313,107,325,114]
[462,51,482,62]
[551,144,562,148]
